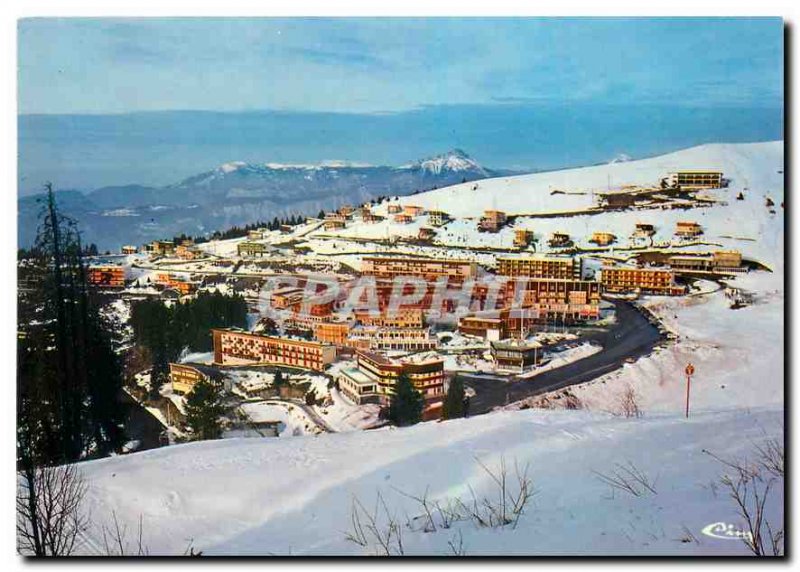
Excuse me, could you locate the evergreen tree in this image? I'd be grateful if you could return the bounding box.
[184,379,225,441]
[273,370,284,387]
[442,375,466,420]
[317,209,326,219]
[388,373,424,427]
[18,183,125,466]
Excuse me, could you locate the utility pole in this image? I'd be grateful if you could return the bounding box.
[685,363,695,418]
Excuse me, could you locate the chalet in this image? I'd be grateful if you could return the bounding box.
[427,210,450,226]
[675,221,703,237]
[513,229,535,248]
[590,232,616,246]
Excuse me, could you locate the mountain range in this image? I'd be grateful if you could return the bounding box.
[18,149,514,249]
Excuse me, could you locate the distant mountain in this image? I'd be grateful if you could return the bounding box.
[18,150,516,249]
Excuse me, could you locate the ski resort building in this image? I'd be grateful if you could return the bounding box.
[663,171,724,189]
[675,221,704,237]
[548,231,572,247]
[168,363,209,394]
[418,227,436,241]
[479,210,508,232]
[497,255,582,280]
[87,265,126,288]
[237,242,270,258]
[354,308,425,328]
[146,240,175,256]
[361,256,479,283]
[338,350,445,412]
[427,210,450,226]
[345,326,437,352]
[590,231,617,246]
[514,229,535,248]
[511,278,601,320]
[490,339,543,373]
[404,205,426,217]
[212,329,336,371]
[633,223,656,238]
[600,266,686,295]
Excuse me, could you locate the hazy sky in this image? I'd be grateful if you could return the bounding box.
[18,17,783,115]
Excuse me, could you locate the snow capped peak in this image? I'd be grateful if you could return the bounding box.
[609,153,632,164]
[405,149,488,176]
[218,161,248,174]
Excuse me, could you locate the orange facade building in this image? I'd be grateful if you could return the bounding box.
[88,265,125,288]
[212,329,336,371]
[601,266,685,295]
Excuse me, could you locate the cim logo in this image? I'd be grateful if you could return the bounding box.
[701,522,753,543]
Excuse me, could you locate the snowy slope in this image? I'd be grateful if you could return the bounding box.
[76,406,781,556]
[315,141,783,274]
[382,142,783,218]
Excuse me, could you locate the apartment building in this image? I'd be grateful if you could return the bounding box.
[343,350,445,407]
[169,363,208,394]
[497,255,582,280]
[601,266,685,295]
[346,326,437,352]
[664,171,724,190]
[502,279,601,323]
[312,320,353,346]
[361,256,479,283]
[237,241,270,257]
[354,308,424,328]
[87,265,125,288]
[212,329,336,371]
[387,204,403,214]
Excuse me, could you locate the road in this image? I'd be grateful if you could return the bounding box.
[462,300,664,415]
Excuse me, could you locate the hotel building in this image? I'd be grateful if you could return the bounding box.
[87,265,125,288]
[497,255,582,280]
[664,171,724,190]
[361,256,479,283]
[601,266,685,295]
[212,329,336,371]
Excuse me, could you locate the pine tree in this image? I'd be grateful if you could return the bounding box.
[184,378,225,441]
[388,373,424,427]
[18,183,125,465]
[442,375,466,420]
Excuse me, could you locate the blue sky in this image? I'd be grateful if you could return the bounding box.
[18,17,783,115]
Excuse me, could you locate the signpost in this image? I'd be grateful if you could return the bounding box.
[685,363,695,418]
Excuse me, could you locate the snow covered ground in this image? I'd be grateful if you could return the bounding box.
[76,406,781,556]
